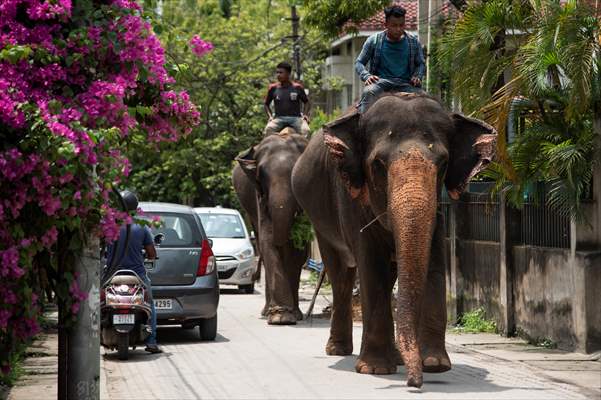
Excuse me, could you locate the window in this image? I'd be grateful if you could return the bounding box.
[199,214,246,239]
[147,213,199,247]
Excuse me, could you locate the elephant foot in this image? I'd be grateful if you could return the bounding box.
[325,337,353,356]
[421,348,451,373]
[355,357,397,375]
[267,307,296,325]
[294,307,303,321]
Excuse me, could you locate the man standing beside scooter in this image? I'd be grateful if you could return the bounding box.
[106,191,162,354]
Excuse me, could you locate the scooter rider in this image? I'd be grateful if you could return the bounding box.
[106,191,162,354]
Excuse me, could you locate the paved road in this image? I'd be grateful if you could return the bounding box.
[99,281,598,400]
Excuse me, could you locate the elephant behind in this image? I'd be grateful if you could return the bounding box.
[291,93,496,387]
[233,129,309,325]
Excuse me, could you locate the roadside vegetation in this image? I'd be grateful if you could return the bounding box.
[439,0,600,220]
[453,308,498,334]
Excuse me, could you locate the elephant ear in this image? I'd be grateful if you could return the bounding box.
[323,110,365,198]
[235,146,262,193]
[445,114,497,200]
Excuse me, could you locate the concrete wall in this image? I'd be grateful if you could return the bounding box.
[446,199,601,353]
[512,247,601,352]
[513,247,577,349]
[456,240,501,321]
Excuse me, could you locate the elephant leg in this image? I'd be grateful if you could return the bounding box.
[261,241,296,325]
[283,244,305,321]
[419,211,451,373]
[261,261,270,317]
[355,244,397,374]
[317,232,355,356]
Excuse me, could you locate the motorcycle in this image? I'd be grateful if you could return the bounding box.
[100,269,152,360]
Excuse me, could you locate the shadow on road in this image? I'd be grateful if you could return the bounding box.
[102,328,230,363]
[327,357,546,394]
[156,326,230,344]
[219,287,263,296]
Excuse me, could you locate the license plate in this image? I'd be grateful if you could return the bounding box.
[154,299,173,310]
[113,314,135,325]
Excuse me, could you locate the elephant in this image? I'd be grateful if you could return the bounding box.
[291,92,496,387]
[233,129,309,325]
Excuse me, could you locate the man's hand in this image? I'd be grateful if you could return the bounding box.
[410,76,422,87]
[365,75,380,85]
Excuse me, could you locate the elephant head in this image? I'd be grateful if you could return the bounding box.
[236,134,307,246]
[323,93,496,387]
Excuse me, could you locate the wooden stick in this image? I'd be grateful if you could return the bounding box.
[305,265,327,319]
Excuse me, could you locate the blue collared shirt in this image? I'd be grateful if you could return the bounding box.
[355,31,426,82]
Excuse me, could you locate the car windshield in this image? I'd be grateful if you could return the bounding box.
[199,213,246,239]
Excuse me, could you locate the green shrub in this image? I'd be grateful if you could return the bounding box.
[455,307,497,333]
[290,212,314,250]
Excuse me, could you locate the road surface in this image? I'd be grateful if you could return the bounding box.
[98,280,599,400]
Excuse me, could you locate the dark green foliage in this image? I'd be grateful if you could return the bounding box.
[126,0,328,207]
[302,0,389,38]
[290,212,314,250]
[440,0,600,220]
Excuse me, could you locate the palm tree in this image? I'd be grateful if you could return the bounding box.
[440,0,600,219]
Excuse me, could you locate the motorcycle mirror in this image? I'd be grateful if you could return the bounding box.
[154,233,164,245]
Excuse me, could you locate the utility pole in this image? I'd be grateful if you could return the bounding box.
[58,235,101,400]
[290,4,301,81]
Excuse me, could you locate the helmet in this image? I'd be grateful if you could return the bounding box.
[119,190,139,212]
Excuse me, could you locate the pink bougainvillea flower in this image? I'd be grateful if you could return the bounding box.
[0,0,201,377]
[190,35,214,58]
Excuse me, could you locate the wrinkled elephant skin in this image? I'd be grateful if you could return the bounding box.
[292,93,496,387]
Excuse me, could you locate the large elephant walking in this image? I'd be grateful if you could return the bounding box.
[233,129,309,325]
[291,93,496,387]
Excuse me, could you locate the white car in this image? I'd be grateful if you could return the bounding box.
[195,207,257,293]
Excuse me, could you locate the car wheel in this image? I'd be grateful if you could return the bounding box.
[239,283,255,294]
[199,315,217,341]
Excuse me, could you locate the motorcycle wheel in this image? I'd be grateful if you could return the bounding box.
[117,333,129,360]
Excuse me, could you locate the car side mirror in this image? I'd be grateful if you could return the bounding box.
[208,238,214,248]
[250,231,256,240]
[154,233,164,245]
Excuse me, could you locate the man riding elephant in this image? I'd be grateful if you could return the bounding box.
[355,5,426,113]
[263,61,311,136]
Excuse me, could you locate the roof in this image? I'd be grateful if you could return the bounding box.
[139,202,196,214]
[194,207,242,216]
[344,0,458,33]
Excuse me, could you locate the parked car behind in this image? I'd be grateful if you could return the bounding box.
[195,207,257,294]
[139,202,219,340]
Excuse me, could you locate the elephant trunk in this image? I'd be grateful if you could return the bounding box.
[268,190,298,247]
[388,149,438,388]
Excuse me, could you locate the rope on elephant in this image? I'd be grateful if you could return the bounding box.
[359,211,388,233]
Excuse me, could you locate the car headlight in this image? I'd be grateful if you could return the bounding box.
[236,248,253,260]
